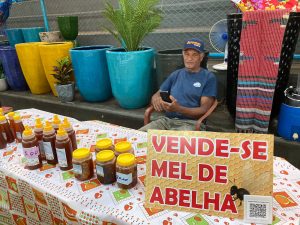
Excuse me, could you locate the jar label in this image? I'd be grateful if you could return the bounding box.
[16,132,22,140]
[116,172,132,185]
[56,148,68,167]
[44,142,54,160]
[23,146,40,166]
[96,165,104,177]
[73,164,82,175]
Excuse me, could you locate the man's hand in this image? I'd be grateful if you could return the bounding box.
[162,95,181,112]
[151,91,164,112]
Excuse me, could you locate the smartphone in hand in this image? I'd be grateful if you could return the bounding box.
[160,91,172,103]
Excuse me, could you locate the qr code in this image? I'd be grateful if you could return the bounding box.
[249,203,267,218]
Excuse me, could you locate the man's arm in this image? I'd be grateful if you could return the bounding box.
[151,90,164,112]
[162,96,215,119]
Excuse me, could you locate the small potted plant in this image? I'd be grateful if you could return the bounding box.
[0,64,8,91]
[51,56,74,102]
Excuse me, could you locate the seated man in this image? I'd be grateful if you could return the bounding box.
[140,38,217,131]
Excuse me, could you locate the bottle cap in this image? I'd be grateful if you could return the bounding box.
[117,153,136,167]
[43,121,54,132]
[53,115,61,125]
[23,126,33,137]
[13,115,21,121]
[0,115,6,122]
[7,112,15,118]
[96,139,113,149]
[73,148,90,160]
[35,118,43,129]
[0,108,3,115]
[57,124,67,137]
[115,141,132,153]
[62,118,71,129]
[96,150,115,162]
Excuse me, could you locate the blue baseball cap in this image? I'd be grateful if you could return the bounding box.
[183,38,205,53]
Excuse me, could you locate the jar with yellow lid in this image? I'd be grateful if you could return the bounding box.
[95,138,114,155]
[116,153,137,189]
[114,141,134,157]
[96,150,116,184]
[72,148,94,181]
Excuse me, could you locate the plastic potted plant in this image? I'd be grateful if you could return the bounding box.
[0,64,8,91]
[51,56,74,102]
[103,0,162,109]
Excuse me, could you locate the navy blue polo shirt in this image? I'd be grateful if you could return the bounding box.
[160,68,217,119]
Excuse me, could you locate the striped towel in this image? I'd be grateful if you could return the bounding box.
[235,10,287,133]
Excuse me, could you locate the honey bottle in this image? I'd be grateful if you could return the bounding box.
[43,121,57,165]
[0,115,14,143]
[0,130,7,149]
[55,124,73,171]
[22,126,42,170]
[7,112,16,138]
[14,115,25,142]
[34,118,45,161]
[0,108,3,116]
[52,115,61,133]
[62,118,77,151]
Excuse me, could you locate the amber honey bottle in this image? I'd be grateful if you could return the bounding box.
[7,112,16,139]
[13,115,25,143]
[43,121,57,165]
[0,130,7,149]
[55,124,73,171]
[52,115,61,133]
[0,115,14,143]
[22,126,42,170]
[62,118,77,151]
[34,118,45,161]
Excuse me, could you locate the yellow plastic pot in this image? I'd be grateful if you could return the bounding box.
[15,42,51,94]
[38,42,73,96]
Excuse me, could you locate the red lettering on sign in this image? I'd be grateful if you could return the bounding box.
[165,188,177,205]
[220,194,237,213]
[203,192,220,211]
[167,136,179,153]
[151,160,167,177]
[178,189,190,207]
[215,139,229,158]
[149,186,164,204]
[253,141,267,160]
[198,138,214,156]
[241,140,251,159]
[215,165,228,184]
[152,135,166,153]
[198,164,214,182]
[180,137,196,155]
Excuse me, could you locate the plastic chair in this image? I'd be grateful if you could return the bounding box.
[144,98,218,130]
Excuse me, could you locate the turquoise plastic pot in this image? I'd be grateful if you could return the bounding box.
[106,47,154,109]
[22,27,44,42]
[5,28,24,47]
[70,45,113,102]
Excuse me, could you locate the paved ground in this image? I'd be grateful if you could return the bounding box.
[0,90,299,169]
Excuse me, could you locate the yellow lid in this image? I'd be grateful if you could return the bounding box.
[13,115,21,121]
[35,118,43,129]
[43,121,54,132]
[117,153,136,167]
[23,126,33,137]
[62,118,71,129]
[96,150,115,162]
[96,138,113,149]
[115,141,132,153]
[7,112,15,118]
[53,115,61,125]
[57,124,67,136]
[0,108,3,114]
[0,115,6,122]
[73,148,90,160]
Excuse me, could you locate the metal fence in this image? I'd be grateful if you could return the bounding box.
[4,0,237,52]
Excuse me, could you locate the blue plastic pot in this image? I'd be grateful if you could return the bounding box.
[277,103,300,142]
[22,27,44,42]
[106,47,155,109]
[70,45,113,102]
[5,28,24,47]
[0,46,28,91]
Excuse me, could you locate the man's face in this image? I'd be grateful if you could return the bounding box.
[183,49,203,72]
